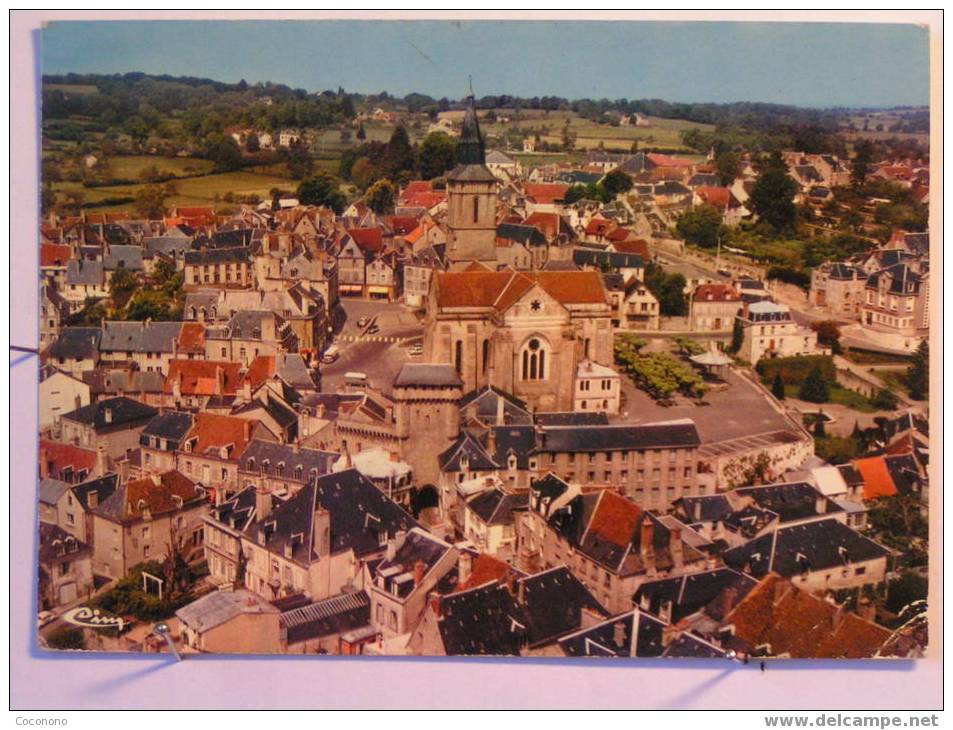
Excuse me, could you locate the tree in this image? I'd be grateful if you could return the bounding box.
[872,388,900,411]
[676,205,726,249]
[798,365,830,403]
[296,172,346,214]
[886,571,929,614]
[109,264,139,310]
[749,153,799,232]
[206,133,244,172]
[380,125,416,179]
[729,317,744,355]
[349,157,379,191]
[283,138,314,180]
[714,150,741,186]
[599,169,633,199]
[813,412,827,438]
[851,140,874,189]
[630,140,639,153]
[643,262,688,316]
[356,123,366,141]
[365,178,396,214]
[772,373,786,400]
[907,340,928,400]
[133,183,175,219]
[245,133,260,153]
[418,132,458,180]
[811,320,843,355]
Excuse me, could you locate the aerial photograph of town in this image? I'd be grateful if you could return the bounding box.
[33,17,932,662]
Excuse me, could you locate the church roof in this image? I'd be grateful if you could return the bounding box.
[434,270,607,310]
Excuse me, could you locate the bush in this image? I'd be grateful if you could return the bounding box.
[47,626,85,650]
[89,561,193,622]
[766,265,811,290]
[757,354,835,387]
[871,388,900,411]
[886,571,928,615]
[799,366,830,403]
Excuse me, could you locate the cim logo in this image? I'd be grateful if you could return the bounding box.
[61,607,124,632]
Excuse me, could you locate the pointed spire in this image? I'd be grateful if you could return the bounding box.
[458,77,485,166]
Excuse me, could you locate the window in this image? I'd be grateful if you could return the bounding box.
[472,196,479,223]
[521,337,547,380]
[454,340,464,375]
[143,545,150,558]
[482,339,491,374]
[66,513,75,526]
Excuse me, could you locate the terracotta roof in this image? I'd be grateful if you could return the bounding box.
[523,183,569,205]
[584,218,615,236]
[403,191,446,210]
[405,221,431,245]
[435,270,607,310]
[452,553,512,593]
[853,456,900,500]
[724,573,890,659]
[164,359,243,397]
[175,206,217,218]
[693,284,742,302]
[647,153,694,168]
[39,439,97,478]
[346,228,384,253]
[402,181,433,197]
[523,212,561,239]
[610,237,649,255]
[41,244,72,268]
[244,355,277,391]
[586,491,642,548]
[387,215,419,236]
[695,186,735,209]
[185,413,254,456]
[176,323,206,353]
[120,470,203,519]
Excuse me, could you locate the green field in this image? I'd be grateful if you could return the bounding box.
[106,155,216,179]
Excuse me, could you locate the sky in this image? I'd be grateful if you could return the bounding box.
[41,20,930,108]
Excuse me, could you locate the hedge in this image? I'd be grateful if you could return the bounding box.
[756,354,835,386]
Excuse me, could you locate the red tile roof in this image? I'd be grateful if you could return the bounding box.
[403,191,446,210]
[523,211,561,240]
[584,218,615,237]
[39,439,97,479]
[388,215,420,236]
[695,186,736,209]
[244,355,277,391]
[122,470,203,518]
[693,284,741,302]
[164,359,243,397]
[608,237,649,256]
[346,227,384,253]
[402,180,433,197]
[647,153,694,168]
[452,553,512,593]
[523,183,569,205]
[176,323,206,353]
[185,413,253,457]
[853,456,900,500]
[435,270,607,310]
[41,244,72,268]
[586,491,641,547]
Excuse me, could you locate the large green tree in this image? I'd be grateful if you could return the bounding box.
[676,205,726,249]
[714,150,741,186]
[599,169,634,199]
[133,183,175,219]
[798,365,830,403]
[109,264,139,310]
[851,140,874,189]
[418,132,458,180]
[380,125,416,179]
[297,172,346,214]
[365,178,396,214]
[749,152,799,232]
[907,340,929,400]
[644,262,688,316]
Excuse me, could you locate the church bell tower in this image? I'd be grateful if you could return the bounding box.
[445,80,499,269]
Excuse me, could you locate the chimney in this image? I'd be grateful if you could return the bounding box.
[413,559,426,588]
[39,447,49,479]
[313,502,331,557]
[693,500,702,522]
[516,576,526,605]
[103,408,113,424]
[256,485,272,520]
[95,444,108,476]
[815,493,827,515]
[292,439,300,454]
[487,428,497,456]
[215,366,225,396]
[669,526,684,571]
[447,546,472,586]
[639,515,656,574]
[243,420,252,443]
[242,377,252,402]
[385,536,397,561]
[119,458,129,484]
[430,593,443,619]
[495,394,505,425]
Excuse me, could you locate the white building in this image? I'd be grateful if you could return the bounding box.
[574,359,622,415]
[738,301,820,364]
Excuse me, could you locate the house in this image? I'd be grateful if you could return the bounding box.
[39,367,91,431]
[689,284,742,333]
[367,528,457,639]
[178,413,268,502]
[485,150,522,183]
[573,359,622,415]
[40,473,119,547]
[57,396,158,462]
[860,263,929,351]
[692,187,747,226]
[462,488,528,558]
[38,522,94,609]
[517,479,710,613]
[723,518,892,594]
[40,283,71,348]
[852,453,925,502]
[98,320,184,375]
[810,263,867,318]
[44,328,101,378]
[209,469,417,604]
[138,411,194,476]
[738,300,820,363]
[557,607,672,658]
[176,588,281,654]
[90,470,209,580]
[634,567,759,625]
[39,439,100,484]
[204,310,298,367]
[616,276,660,330]
[183,248,252,288]
[63,260,108,307]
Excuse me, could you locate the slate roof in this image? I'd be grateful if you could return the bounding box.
[140,411,194,450]
[734,482,844,523]
[459,386,533,426]
[47,328,101,360]
[66,259,105,286]
[393,363,463,388]
[372,528,453,599]
[446,163,498,183]
[536,420,700,453]
[61,396,157,430]
[39,478,71,506]
[437,582,527,656]
[438,432,499,472]
[279,590,370,645]
[208,485,259,533]
[99,321,183,354]
[535,411,609,427]
[238,439,339,482]
[176,589,279,634]
[518,566,609,647]
[39,522,89,564]
[183,247,249,265]
[572,248,644,270]
[558,608,667,658]
[466,488,528,526]
[94,470,204,523]
[634,567,759,623]
[662,632,727,658]
[723,518,891,579]
[103,245,144,271]
[496,222,547,248]
[143,236,195,256]
[489,425,537,470]
[866,263,922,295]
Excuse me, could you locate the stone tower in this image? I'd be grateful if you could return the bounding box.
[446,84,498,269]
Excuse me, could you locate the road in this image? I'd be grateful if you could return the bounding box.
[320,298,424,394]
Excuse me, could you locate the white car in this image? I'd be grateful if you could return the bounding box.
[409,344,424,356]
[356,317,370,328]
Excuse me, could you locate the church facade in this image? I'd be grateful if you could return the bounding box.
[423,268,613,411]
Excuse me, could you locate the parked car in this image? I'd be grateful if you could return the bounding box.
[357,317,370,328]
[366,325,380,335]
[321,345,340,364]
[409,344,424,356]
